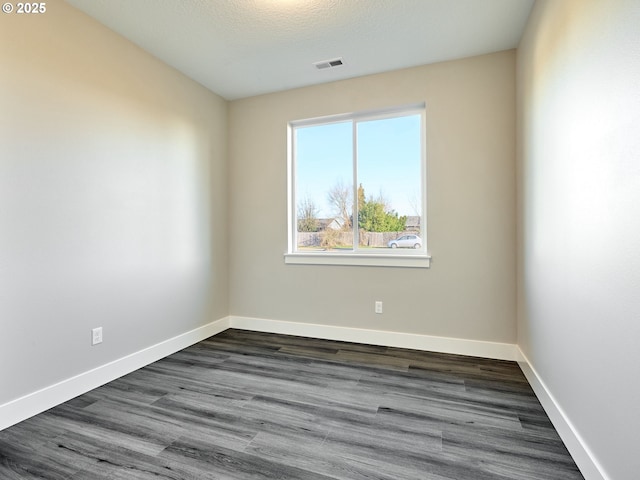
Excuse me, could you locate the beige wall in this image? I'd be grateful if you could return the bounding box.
[517,0,640,478]
[229,51,516,343]
[0,0,228,405]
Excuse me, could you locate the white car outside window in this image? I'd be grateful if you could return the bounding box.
[388,235,422,249]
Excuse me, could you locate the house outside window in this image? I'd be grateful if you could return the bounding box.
[286,103,430,268]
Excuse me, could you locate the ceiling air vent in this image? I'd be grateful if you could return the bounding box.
[313,57,344,70]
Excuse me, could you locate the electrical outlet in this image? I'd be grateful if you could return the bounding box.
[92,327,103,346]
[375,301,383,314]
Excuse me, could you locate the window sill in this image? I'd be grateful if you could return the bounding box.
[284,252,431,268]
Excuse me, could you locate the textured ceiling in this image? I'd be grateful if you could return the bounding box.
[65,0,535,100]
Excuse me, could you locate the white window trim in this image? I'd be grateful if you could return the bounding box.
[286,102,430,269]
[284,252,431,268]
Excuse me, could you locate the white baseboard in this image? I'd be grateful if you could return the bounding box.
[1,315,515,432]
[0,316,230,432]
[229,316,519,361]
[517,348,608,480]
[13,310,606,480]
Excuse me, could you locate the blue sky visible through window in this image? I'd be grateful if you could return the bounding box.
[295,114,422,220]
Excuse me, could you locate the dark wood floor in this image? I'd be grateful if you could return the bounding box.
[0,329,584,479]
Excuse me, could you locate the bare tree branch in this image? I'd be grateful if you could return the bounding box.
[327,180,352,230]
[297,197,319,232]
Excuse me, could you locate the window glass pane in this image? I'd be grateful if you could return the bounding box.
[356,114,423,250]
[295,121,354,251]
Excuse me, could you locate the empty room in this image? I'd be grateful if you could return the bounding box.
[1,0,638,479]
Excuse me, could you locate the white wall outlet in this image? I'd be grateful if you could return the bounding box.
[375,301,383,314]
[91,327,103,346]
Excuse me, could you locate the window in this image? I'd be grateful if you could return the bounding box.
[286,103,430,268]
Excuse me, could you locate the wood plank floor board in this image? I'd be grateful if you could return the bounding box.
[0,438,81,480]
[243,431,370,480]
[245,430,457,480]
[54,433,194,480]
[150,394,327,451]
[26,411,169,459]
[204,371,381,421]
[441,422,578,466]
[238,395,335,435]
[377,391,526,432]
[161,436,338,480]
[212,348,366,385]
[440,430,581,480]
[0,329,584,479]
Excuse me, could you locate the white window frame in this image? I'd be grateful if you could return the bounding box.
[285,103,431,268]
